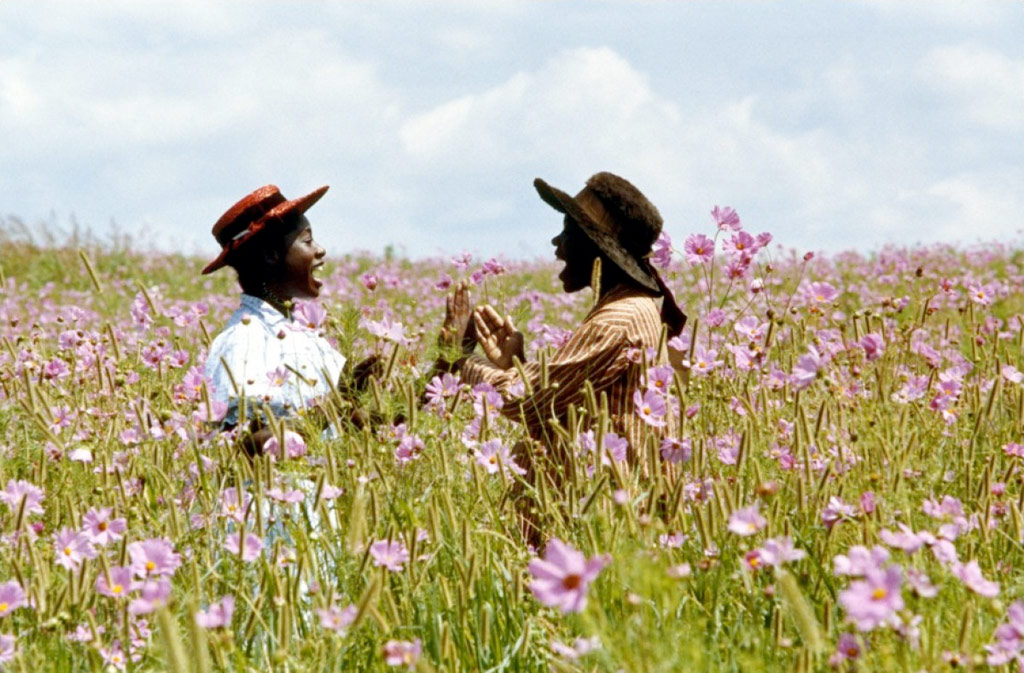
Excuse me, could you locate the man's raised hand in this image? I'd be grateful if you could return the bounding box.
[439,281,476,355]
[472,305,525,370]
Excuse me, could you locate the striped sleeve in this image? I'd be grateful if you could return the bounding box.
[462,311,634,440]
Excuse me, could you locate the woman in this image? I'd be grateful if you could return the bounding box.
[201,184,375,453]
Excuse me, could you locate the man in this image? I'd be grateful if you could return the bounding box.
[445,172,686,471]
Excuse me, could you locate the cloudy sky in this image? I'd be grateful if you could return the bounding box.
[1,1,1022,262]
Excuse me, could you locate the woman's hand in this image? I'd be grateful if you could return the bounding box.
[439,281,476,355]
[473,305,524,370]
[351,354,382,391]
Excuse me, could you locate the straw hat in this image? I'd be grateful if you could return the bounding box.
[533,172,661,292]
[202,184,328,275]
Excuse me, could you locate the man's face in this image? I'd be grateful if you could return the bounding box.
[276,216,327,299]
[551,216,599,293]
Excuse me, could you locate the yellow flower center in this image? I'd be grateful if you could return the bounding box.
[64,546,72,556]
[146,561,156,572]
[871,588,887,600]
[0,602,8,612]
[112,584,123,595]
[98,521,108,531]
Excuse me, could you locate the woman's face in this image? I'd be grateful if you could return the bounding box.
[275,216,327,299]
[551,216,599,293]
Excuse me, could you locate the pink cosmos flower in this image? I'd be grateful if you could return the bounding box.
[986,601,1024,666]
[0,581,27,617]
[733,316,768,342]
[602,433,629,463]
[1002,365,1024,384]
[722,231,757,259]
[383,638,422,669]
[965,280,996,305]
[822,495,858,529]
[725,256,751,279]
[711,205,741,231]
[128,577,172,615]
[266,487,305,504]
[684,345,723,376]
[659,437,692,464]
[82,507,127,546]
[266,366,291,387]
[394,434,426,464]
[834,546,890,576]
[0,634,14,664]
[474,439,526,477]
[219,487,252,522]
[370,540,410,572]
[292,300,327,330]
[953,560,999,597]
[806,281,839,304]
[95,566,136,599]
[645,364,675,396]
[317,604,357,633]
[633,389,667,428]
[433,273,453,291]
[54,527,97,571]
[223,532,264,562]
[99,640,132,670]
[472,383,504,416]
[651,232,673,268]
[321,484,344,500]
[790,346,825,390]
[195,595,235,629]
[128,538,181,578]
[905,568,938,598]
[424,372,460,409]
[1005,442,1024,458]
[758,536,806,566]
[551,635,602,661]
[0,479,45,516]
[262,430,307,460]
[859,333,885,361]
[657,532,688,549]
[830,633,862,666]
[727,504,767,536]
[683,234,715,265]
[839,566,904,632]
[528,539,610,614]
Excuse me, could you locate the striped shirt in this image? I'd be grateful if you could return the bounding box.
[461,284,669,459]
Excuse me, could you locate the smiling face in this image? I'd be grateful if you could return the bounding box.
[270,216,327,300]
[551,216,600,293]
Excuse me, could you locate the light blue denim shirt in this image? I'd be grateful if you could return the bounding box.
[204,294,346,426]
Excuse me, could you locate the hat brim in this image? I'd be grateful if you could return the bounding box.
[533,178,659,292]
[202,185,329,274]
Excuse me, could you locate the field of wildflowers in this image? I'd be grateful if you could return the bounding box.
[0,212,1022,672]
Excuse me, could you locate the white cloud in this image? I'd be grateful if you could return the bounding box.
[919,43,1024,131]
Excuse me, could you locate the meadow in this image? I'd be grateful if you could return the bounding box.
[0,212,1022,672]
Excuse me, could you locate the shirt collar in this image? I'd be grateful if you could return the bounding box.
[239,293,291,327]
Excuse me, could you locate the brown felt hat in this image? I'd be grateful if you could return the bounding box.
[534,172,662,292]
[201,184,328,275]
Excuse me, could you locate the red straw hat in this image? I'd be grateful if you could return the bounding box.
[201,184,328,275]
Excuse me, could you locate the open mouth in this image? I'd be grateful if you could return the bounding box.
[311,262,324,289]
